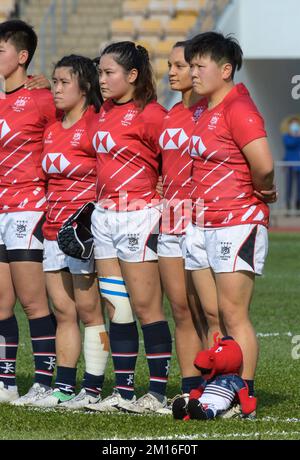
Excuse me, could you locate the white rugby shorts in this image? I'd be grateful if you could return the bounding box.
[0,211,44,250]
[43,239,95,274]
[185,223,268,274]
[91,205,161,262]
[157,233,186,258]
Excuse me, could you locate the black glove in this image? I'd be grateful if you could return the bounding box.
[57,202,95,260]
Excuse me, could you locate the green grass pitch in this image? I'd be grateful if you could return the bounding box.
[0,232,299,440]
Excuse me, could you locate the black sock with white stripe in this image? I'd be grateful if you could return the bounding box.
[110,321,139,400]
[142,321,172,398]
[29,313,56,387]
[54,366,76,395]
[0,315,18,388]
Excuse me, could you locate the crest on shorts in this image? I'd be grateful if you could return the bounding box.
[220,241,232,260]
[127,233,139,252]
[16,220,27,239]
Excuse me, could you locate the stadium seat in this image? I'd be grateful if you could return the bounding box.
[175,0,207,16]
[122,0,150,18]
[163,15,197,37]
[110,18,137,40]
[154,39,176,58]
[200,14,214,32]
[135,39,155,57]
[122,0,150,25]
[0,0,15,16]
[148,0,177,17]
[136,18,165,40]
[153,57,169,79]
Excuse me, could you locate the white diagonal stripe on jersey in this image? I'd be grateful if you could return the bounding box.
[3,131,22,148]
[180,146,189,158]
[142,191,152,197]
[35,197,47,209]
[162,175,167,185]
[167,189,178,204]
[80,168,95,182]
[0,188,8,198]
[172,215,185,232]
[66,164,82,178]
[110,152,140,179]
[98,183,106,198]
[54,205,67,221]
[13,191,20,197]
[67,180,78,191]
[113,146,127,159]
[48,197,61,219]
[190,185,198,196]
[115,166,145,192]
[0,138,31,166]
[181,176,192,188]
[164,179,174,197]
[204,150,218,164]
[241,205,257,221]
[196,206,208,218]
[204,170,234,195]
[108,202,116,209]
[4,151,32,176]
[201,156,230,183]
[177,159,193,176]
[174,199,186,212]
[71,183,94,201]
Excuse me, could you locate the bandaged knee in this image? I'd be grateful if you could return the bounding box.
[84,324,109,375]
[99,276,134,323]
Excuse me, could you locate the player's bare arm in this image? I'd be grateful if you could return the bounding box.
[242,137,274,192]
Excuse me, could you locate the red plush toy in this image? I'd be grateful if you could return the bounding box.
[173,334,257,420]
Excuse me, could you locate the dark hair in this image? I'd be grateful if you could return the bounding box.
[53,54,102,112]
[173,40,190,49]
[184,32,243,79]
[0,19,37,69]
[100,41,156,109]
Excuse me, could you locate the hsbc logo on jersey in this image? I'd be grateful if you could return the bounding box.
[0,119,11,139]
[189,136,207,157]
[159,128,189,150]
[42,153,71,174]
[92,131,116,154]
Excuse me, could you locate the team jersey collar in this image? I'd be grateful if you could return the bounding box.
[206,83,249,112]
[5,83,25,95]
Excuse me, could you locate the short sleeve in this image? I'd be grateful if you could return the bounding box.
[142,102,167,154]
[226,98,267,150]
[33,89,57,129]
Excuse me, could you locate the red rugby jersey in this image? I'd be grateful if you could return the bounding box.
[159,99,207,233]
[0,86,56,212]
[88,99,167,211]
[42,108,97,240]
[189,83,269,228]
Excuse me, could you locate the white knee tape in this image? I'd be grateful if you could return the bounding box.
[84,324,109,376]
[99,276,134,324]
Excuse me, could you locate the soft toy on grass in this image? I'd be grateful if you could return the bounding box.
[172,334,257,420]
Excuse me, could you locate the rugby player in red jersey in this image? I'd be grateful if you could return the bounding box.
[184,32,276,416]
[0,20,57,404]
[158,41,223,405]
[87,42,172,414]
[32,55,109,409]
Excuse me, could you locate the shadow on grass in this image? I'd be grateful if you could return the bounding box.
[256,389,286,409]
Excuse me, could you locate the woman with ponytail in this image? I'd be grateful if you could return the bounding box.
[87,42,172,414]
